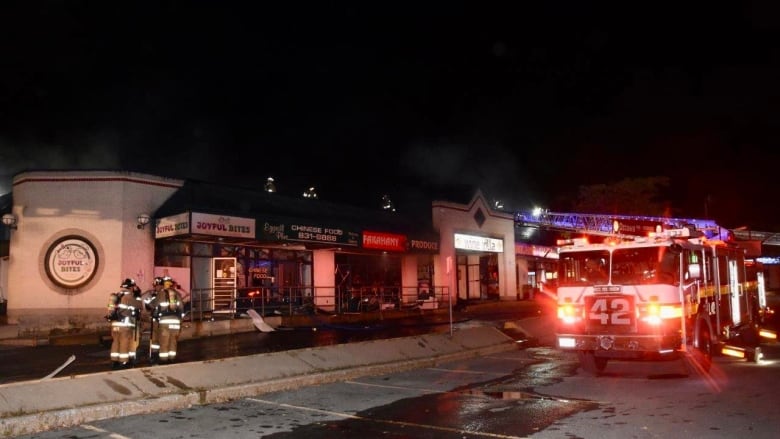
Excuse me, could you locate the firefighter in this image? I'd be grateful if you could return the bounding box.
[106,278,141,369]
[156,276,184,363]
[129,281,143,366]
[142,277,165,364]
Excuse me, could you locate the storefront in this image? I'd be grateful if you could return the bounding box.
[148,180,440,315]
[431,191,517,303]
[1,170,507,335]
[515,242,559,300]
[2,171,183,330]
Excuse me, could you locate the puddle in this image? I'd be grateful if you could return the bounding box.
[461,388,566,401]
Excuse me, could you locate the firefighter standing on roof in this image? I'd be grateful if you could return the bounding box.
[142,277,165,364]
[156,276,184,363]
[106,278,141,369]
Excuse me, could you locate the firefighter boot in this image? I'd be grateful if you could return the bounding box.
[150,352,159,365]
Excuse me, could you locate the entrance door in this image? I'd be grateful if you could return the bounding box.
[481,254,499,299]
[467,258,480,299]
[213,257,237,313]
[277,260,304,305]
[457,264,467,301]
[457,254,481,301]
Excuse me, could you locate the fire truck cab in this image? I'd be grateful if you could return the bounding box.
[555,228,770,375]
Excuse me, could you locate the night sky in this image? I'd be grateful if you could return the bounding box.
[1,2,779,230]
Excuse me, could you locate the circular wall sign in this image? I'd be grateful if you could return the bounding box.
[44,235,99,289]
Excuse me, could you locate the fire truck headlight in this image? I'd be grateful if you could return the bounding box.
[559,337,577,348]
[641,304,682,325]
[659,305,682,319]
[557,304,582,324]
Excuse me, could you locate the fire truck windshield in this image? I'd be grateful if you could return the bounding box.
[559,246,680,286]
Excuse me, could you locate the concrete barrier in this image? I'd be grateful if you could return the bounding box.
[0,326,516,437]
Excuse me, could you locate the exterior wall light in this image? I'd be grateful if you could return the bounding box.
[264,177,276,193]
[137,213,151,229]
[382,194,396,212]
[2,213,17,230]
[303,186,318,198]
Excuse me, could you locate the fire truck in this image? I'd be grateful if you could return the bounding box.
[554,227,771,375]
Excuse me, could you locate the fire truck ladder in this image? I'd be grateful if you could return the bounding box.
[514,210,725,239]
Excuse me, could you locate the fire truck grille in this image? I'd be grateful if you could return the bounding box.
[583,295,636,334]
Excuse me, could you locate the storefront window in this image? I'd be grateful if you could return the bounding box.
[237,248,313,301]
[335,253,401,291]
[154,240,191,267]
[192,243,213,257]
[417,256,434,297]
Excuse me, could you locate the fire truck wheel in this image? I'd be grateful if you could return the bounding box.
[578,351,607,375]
[747,346,762,363]
[688,320,713,373]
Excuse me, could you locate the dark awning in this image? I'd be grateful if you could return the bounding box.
[153,180,439,252]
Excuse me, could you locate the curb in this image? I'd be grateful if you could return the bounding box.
[0,327,517,437]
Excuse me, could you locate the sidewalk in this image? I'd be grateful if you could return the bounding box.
[0,299,545,347]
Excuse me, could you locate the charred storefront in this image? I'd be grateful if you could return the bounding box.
[1,170,514,337]
[152,181,440,316]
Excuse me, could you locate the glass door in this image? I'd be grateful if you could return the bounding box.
[212,257,237,313]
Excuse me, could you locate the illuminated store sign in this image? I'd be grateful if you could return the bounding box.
[408,238,439,252]
[45,235,99,289]
[260,219,360,246]
[191,212,255,238]
[454,233,504,253]
[515,243,558,259]
[362,231,407,252]
[155,212,190,238]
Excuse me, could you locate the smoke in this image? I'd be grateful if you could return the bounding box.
[400,141,533,211]
[0,137,122,194]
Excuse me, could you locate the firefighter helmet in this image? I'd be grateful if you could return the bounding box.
[153,276,164,287]
[121,278,136,289]
[162,276,174,288]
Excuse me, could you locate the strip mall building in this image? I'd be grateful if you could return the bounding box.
[0,170,543,336]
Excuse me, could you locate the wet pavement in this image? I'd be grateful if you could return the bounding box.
[0,304,543,385]
[256,347,591,439]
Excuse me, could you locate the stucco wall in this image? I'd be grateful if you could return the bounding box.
[313,249,335,310]
[5,171,182,333]
[432,192,517,301]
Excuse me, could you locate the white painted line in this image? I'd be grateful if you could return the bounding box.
[247,398,529,439]
[81,424,134,439]
[484,354,535,362]
[426,367,507,376]
[345,380,442,394]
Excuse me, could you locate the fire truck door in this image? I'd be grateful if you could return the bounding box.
[729,259,741,326]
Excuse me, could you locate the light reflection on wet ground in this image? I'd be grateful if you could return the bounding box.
[0,315,495,384]
[252,347,597,439]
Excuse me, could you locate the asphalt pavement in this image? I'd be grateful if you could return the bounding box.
[0,299,550,436]
[0,299,546,384]
[0,325,536,437]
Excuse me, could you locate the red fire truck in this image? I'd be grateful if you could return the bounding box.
[555,228,772,375]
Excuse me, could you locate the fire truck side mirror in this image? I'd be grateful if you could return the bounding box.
[688,263,701,280]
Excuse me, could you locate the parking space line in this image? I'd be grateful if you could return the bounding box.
[427,367,507,376]
[345,380,443,393]
[81,424,133,439]
[247,398,529,438]
[483,354,535,362]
